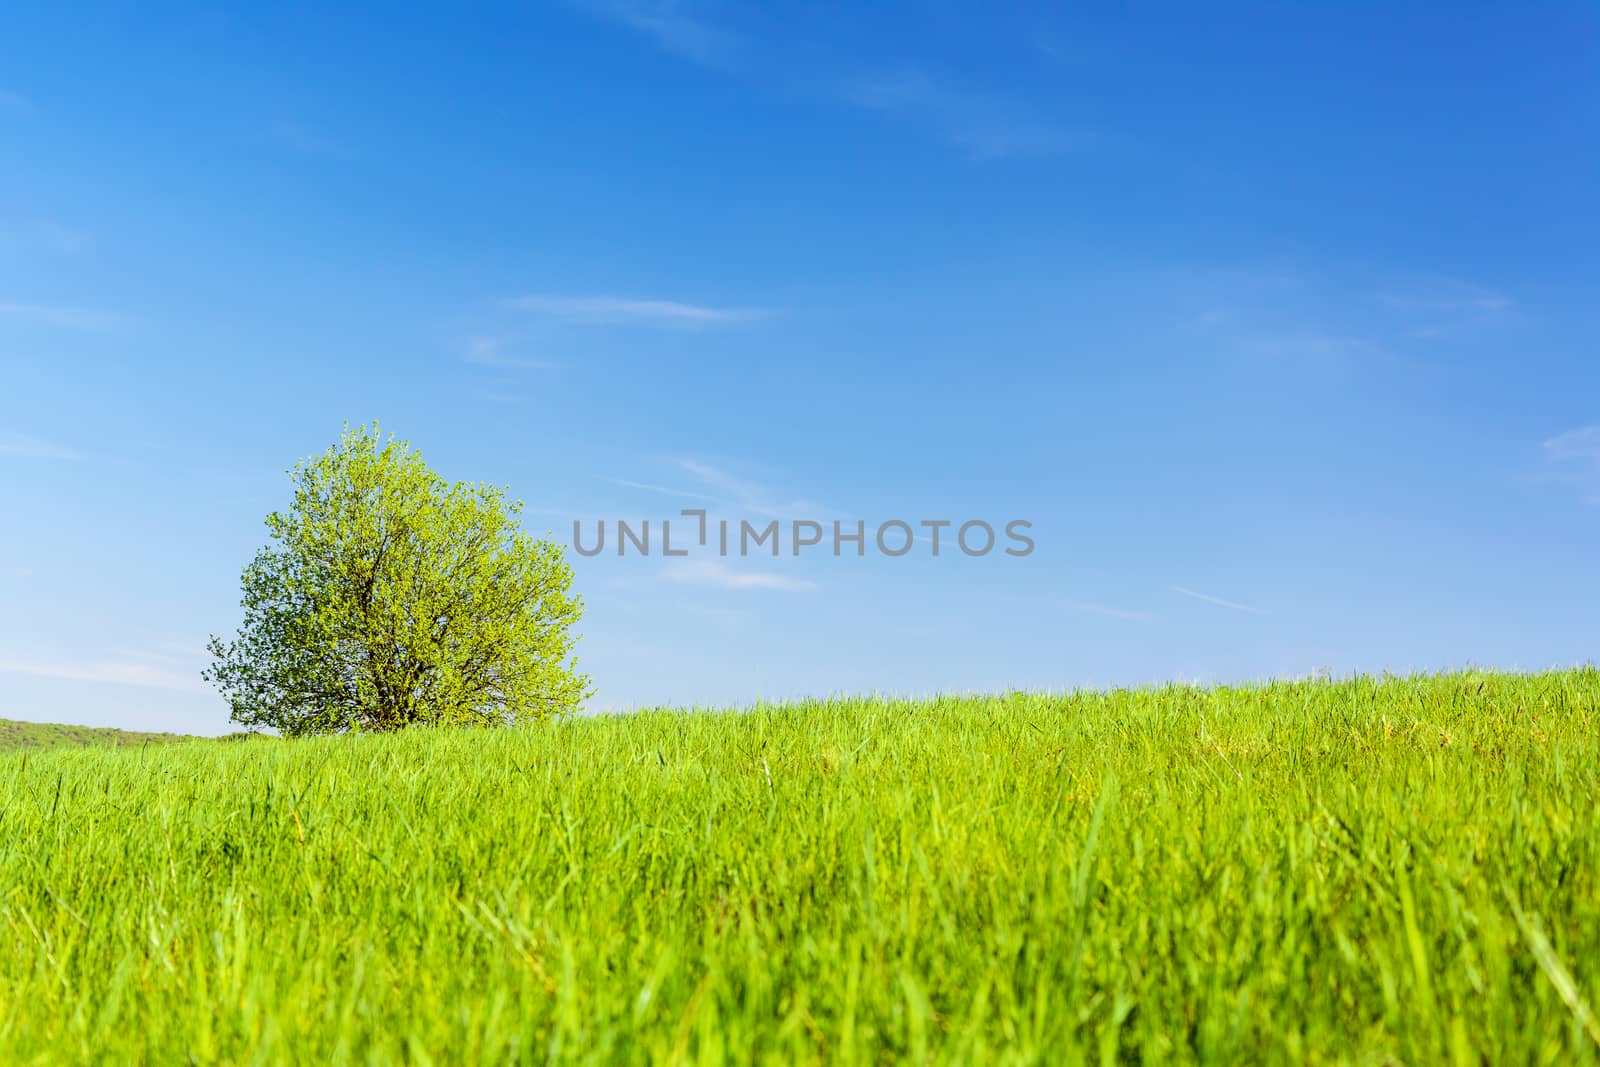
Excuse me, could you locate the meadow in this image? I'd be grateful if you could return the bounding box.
[0,670,1596,1064]
[0,717,188,751]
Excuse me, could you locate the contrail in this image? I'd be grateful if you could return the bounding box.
[1172,586,1269,616]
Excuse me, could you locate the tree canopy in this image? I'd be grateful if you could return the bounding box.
[205,425,588,734]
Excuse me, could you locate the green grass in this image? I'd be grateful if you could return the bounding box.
[0,716,191,751]
[1,670,1597,1064]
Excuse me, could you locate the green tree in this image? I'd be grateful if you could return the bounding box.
[205,425,589,734]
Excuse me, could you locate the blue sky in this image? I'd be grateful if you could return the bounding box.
[2,2,1598,734]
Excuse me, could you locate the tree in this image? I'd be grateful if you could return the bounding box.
[205,425,589,734]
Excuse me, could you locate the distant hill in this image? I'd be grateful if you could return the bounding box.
[0,717,193,751]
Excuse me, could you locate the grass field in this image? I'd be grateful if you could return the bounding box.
[0,717,190,751]
[1,670,1597,1064]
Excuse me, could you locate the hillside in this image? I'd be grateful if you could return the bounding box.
[0,716,192,750]
[0,670,1596,1063]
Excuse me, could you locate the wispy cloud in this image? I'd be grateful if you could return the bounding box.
[844,71,1083,160]
[1172,585,1268,616]
[1172,263,1489,370]
[665,558,815,592]
[677,458,768,507]
[1377,279,1512,316]
[0,431,80,461]
[109,639,211,668]
[585,0,734,64]
[1243,332,1381,366]
[0,89,33,113]
[0,301,125,331]
[1544,425,1600,503]
[461,337,556,370]
[1378,278,1515,339]
[608,478,721,503]
[507,294,765,325]
[619,460,932,547]
[675,458,824,518]
[578,6,1073,161]
[0,221,92,255]
[266,120,352,160]
[0,656,208,693]
[1064,600,1155,624]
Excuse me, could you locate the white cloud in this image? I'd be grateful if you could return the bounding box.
[665,559,816,592]
[0,301,124,331]
[0,431,80,460]
[1377,279,1513,316]
[675,458,827,519]
[1545,425,1600,463]
[1170,262,1521,366]
[1378,278,1515,340]
[506,294,765,325]
[844,71,1083,159]
[109,640,211,669]
[0,656,209,694]
[1544,425,1600,503]
[676,458,769,507]
[1064,600,1155,624]
[581,7,1074,160]
[1172,585,1268,616]
[608,478,721,503]
[461,337,556,370]
[587,0,732,63]
[1243,332,1380,365]
[266,120,352,160]
[0,89,32,113]
[0,221,92,254]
